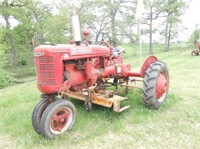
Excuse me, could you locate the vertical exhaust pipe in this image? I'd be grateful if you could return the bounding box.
[71,15,81,44]
[71,1,81,45]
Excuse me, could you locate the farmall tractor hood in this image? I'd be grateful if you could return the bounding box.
[34,44,111,60]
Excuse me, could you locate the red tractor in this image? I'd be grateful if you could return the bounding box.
[191,40,200,56]
[32,14,169,138]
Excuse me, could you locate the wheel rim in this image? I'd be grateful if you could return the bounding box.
[156,73,168,102]
[50,107,73,134]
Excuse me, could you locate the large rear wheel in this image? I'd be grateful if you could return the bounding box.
[142,61,169,109]
[40,99,76,138]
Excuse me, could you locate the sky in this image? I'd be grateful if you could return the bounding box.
[181,0,200,40]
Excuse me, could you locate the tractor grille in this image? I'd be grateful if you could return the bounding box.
[38,56,56,85]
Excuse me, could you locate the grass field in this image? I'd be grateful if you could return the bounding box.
[0,47,200,149]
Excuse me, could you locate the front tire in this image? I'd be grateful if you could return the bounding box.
[142,61,169,109]
[32,98,51,135]
[40,99,76,138]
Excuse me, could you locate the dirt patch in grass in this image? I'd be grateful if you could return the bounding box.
[0,134,17,149]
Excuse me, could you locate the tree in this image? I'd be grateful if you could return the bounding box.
[104,0,135,46]
[78,0,135,46]
[0,0,30,65]
[142,0,166,54]
[0,27,7,67]
[25,0,52,46]
[193,24,200,45]
[0,27,16,88]
[51,0,136,45]
[42,5,71,44]
[141,0,186,53]
[0,0,55,65]
[188,26,200,45]
[77,0,112,43]
[162,0,186,52]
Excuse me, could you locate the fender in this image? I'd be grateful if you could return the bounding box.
[140,55,158,78]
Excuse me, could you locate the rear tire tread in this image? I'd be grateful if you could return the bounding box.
[142,61,169,109]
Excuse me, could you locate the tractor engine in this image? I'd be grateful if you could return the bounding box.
[62,59,100,91]
[34,44,131,94]
[61,56,131,92]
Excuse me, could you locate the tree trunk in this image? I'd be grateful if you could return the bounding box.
[34,12,42,46]
[110,0,117,47]
[95,33,98,43]
[167,23,172,51]
[36,32,42,46]
[111,8,117,47]
[4,15,14,65]
[164,21,169,52]
[194,24,199,45]
[149,5,153,54]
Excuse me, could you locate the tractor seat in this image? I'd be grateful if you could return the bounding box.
[113,47,125,57]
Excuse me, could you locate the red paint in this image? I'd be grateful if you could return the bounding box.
[34,44,110,94]
[140,56,158,78]
[101,66,116,77]
[50,108,69,131]
[197,43,200,50]
[84,61,93,79]
[58,62,99,92]
[83,29,90,46]
[34,44,159,94]
[35,55,63,94]
[124,71,141,77]
[156,74,168,98]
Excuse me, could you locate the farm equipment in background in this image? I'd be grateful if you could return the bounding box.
[191,40,200,56]
[32,13,169,138]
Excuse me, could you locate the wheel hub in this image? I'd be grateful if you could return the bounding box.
[50,108,69,132]
[156,73,168,99]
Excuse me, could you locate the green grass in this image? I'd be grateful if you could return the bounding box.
[0,47,200,148]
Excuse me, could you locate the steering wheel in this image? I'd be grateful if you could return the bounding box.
[99,41,112,48]
[96,32,112,46]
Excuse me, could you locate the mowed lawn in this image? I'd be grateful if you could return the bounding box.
[0,48,200,149]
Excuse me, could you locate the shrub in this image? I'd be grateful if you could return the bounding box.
[0,69,17,89]
[21,60,27,65]
[17,60,27,66]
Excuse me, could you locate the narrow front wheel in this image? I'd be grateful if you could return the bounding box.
[40,99,76,138]
[32,98,51,135]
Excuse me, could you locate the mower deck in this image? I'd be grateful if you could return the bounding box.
[63,90,130,112]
